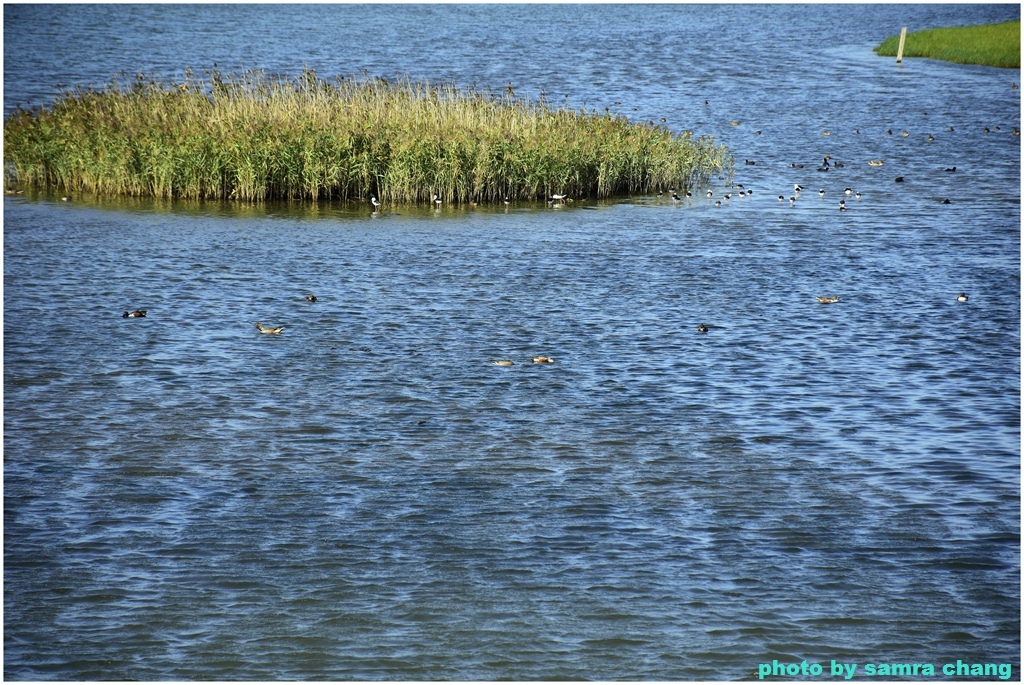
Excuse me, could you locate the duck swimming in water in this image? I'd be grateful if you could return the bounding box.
[491,359,514,366]
[697,323,709,333]
[532,356,555,364]
[957,293,969,303]
[255,323,285,334]
[305,294,317,302]
[816,295,841,304]
[123,309,147,318]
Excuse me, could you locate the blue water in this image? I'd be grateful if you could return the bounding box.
[4,4,1020,680]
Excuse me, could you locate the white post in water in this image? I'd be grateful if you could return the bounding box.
[896,27,907,63]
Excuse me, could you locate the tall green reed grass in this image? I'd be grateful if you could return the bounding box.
[4,69,732,203]
[875,19,1020,68]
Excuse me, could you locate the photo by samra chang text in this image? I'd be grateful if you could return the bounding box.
[757,659,1014,680]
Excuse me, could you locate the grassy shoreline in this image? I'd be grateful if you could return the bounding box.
[3,69,732,204]
[874,19,1020,68]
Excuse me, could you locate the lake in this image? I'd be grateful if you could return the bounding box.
[3,4,1020,680]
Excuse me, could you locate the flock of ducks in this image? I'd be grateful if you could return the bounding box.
[119,117,981,346]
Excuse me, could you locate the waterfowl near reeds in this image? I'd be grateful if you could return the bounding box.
[123,309,147,318]
[371,196,380,211]
[255,323,285,334]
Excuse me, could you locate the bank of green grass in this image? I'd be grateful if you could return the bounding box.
[875,19,1020,68]
[3,69,732,204]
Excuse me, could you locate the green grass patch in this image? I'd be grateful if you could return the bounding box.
[3,69,732,204]
[875,19,1020,68]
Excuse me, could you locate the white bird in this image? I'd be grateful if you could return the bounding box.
[371,196,381,211]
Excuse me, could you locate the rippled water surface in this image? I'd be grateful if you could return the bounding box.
[4,4,1020,681]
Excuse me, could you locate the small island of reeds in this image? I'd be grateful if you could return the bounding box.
[3,69,733,205]
[875,19,1020,68]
